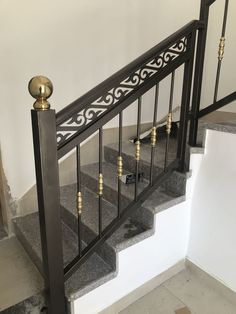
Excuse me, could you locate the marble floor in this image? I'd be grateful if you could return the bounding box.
[118,268,236,314]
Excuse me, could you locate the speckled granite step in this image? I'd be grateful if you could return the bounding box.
[104,140,187,196]
[60,184,152,259]
[81,161,184,216]
[13,212,115,301]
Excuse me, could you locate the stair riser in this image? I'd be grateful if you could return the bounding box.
[81,171,154,230]
[61,206,116,268]
[13,220,44,276]
[104,145,186,196]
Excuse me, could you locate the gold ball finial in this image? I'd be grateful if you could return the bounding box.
[28,76,53,110]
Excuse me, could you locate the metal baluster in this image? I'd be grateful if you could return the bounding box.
[117,112,123,217]
[213,0,229,103]
[76,145,82,256]
[98,128,103,236]
[164,71,175,171]
[135,97,142,200]
[149,84,159,186]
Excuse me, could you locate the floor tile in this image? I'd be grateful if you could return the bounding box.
[119,285,185,314]
[163,269,236,314]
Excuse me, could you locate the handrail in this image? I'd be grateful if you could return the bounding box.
[56,20,203,158]
[56,21,202,126]
[198,91,236,118]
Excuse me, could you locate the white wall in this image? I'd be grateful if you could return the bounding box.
[73,200,191,314]
[188,129,236,292]
[0,0,235,201]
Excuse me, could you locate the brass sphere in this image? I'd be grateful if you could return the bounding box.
[28,76,53,110]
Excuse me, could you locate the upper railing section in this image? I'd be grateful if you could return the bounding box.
[56,20,203,158]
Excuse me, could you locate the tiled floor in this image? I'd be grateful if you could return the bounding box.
[0,237,43,311]
[119,268,236,314]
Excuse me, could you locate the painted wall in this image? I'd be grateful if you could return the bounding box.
[188,129,236,292]
[0,0,235,201]
[73,201,191,314]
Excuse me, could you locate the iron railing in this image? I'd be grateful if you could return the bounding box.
[29,0,235,313]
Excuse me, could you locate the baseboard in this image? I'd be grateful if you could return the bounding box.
[99,259,185,314]
[186,259,236,307]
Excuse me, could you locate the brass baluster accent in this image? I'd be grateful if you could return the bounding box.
[117,156,123,178]
[218,37,225,61]
[135,140,141,161]
[166,112,172,135]
[98,173,104,196]
[77,192,82,215]
[151,126,157,148]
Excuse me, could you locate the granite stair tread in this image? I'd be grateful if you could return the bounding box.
[104,138,178,177]
[60,183,151,252]
[13,212,115,300]
[81,161,183,212]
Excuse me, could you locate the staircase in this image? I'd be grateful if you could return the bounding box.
[1,0,235,313]
[12,135,187,311]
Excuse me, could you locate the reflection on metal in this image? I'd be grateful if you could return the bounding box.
[98,173,104,196]
[28,76,53,110]
[117,156,123,178]
[218,37,225,61]
[135,140,141,161]
[77,192,82,215]
[166,113,172,135]
[151,127,157,147]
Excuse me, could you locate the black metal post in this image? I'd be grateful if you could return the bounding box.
[177,31,196,172]
[188,0,216,146]
[31,109,66,314]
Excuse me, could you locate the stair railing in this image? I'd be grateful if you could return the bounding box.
[28,1,234,313]
[189,0,236,146]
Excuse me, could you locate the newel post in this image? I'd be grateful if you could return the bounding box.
[29,76,66,314]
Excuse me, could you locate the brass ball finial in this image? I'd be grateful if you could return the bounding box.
[28,76,53,110]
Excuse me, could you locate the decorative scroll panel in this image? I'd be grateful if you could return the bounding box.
[57,37,188,146]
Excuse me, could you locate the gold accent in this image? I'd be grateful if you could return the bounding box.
[28,76,53,110]
[117,156,123,178]
[218,37,225,61]
[151,127,157,147]
[135,140,141,161]
[166,113,172,135]
[98,173,103,196]
[77,192,82,215]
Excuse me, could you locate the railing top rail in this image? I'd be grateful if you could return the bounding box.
[56,20,203,126]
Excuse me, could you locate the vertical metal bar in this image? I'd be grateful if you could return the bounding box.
[213,0,229,103]
[177,31,197,172]
[135,97,142,200]
[117,112,123,216]
[164,71,175,171]
[150,84,159,185]
[98,127,103,236]
[189,0,212,146]
[76,145,82,257]
[31,110,66,314]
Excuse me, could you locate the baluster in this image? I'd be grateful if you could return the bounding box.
[213,0,229,103]
[164,71,175,171]
[135,97,142,200]
[149,84,159,186]
[76,145,82,256]
[98,127,103,236]
[117,112,123,217]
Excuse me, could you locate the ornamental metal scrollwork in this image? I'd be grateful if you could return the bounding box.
[57,36,188,146]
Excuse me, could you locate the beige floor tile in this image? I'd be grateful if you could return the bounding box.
[119,285,185,314]
[163,269,236,314]
[0,237,43,311]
